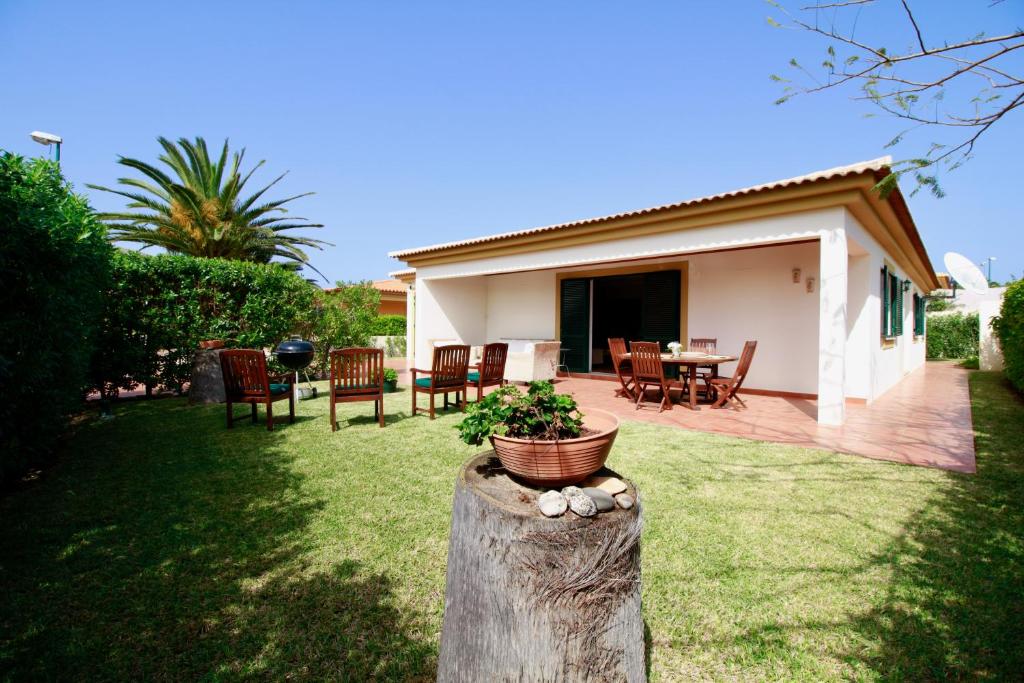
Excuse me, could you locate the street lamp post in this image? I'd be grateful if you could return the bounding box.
[29,131,63,163]
[980,257,997,284]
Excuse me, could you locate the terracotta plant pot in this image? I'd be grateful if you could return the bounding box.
[199,339,225,350]
[489,408,620,487]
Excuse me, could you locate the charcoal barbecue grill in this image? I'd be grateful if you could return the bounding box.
[273,336,317,399]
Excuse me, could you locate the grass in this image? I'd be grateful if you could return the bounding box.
[1,373,1022,680]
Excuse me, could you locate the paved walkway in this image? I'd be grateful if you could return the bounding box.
[554,361,976,473]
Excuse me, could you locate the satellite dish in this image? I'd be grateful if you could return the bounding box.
[943,252,989,294]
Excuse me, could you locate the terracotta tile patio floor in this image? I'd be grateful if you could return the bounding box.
[553,360,976,473]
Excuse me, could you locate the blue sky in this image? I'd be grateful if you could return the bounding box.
[2,1,1021,284]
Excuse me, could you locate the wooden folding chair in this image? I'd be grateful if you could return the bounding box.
[411,344,470,419]
[709,341,757,410]
[629,341,680,413]
[690,336,718,396]
[468,342,508,402]
[220,349,294,431]
[330,347,385,429]
[608,337,636,399]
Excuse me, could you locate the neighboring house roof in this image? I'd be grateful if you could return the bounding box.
[323,278,408,296]
[389,156,940,290]
[371,279,408,295]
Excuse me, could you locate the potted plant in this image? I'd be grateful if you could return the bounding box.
[383,367,399,393]
[456,381,619,487]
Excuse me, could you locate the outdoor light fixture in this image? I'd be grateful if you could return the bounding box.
[806,276,815,293]
[792,268,801,283]
[903,279,912,292]
[29,131,62,162]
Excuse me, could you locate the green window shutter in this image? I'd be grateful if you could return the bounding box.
[640,270,681,350]
[894,275,904,336]
[559,278,591,373]
[881,266,891,338]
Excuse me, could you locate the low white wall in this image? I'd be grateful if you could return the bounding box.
[980,299,1004,371]
[688,241,820,395]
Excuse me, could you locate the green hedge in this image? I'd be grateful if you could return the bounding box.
[993,280,1024,393]
[371,314,407,336]
[0,153,112,484]
[93,251,316,394]
[926,312,979,360]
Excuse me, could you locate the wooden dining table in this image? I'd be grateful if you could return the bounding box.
[622,352,738,410]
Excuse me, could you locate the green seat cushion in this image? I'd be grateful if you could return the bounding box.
[269,383,290,395]
[414,377,433,388]
[336,383,379,391]
[467,371,480,382]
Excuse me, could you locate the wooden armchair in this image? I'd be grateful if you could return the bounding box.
[629,341,680,412]
[608,337,636,400]
[468,342,508,402]
[330,347,385,430]
[412,344,471,419]
[709,341,757,410]
[220,349,294,431]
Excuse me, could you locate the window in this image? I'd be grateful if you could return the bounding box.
[881,265,903,340]
[913,292,926,337]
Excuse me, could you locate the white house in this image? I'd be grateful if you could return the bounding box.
[389,158,940,425]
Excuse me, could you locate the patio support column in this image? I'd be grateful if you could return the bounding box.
[817,227,848,425]
[406,280,416,368]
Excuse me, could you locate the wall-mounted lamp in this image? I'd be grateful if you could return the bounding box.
[903,279,912,292]
[806,276,815,293]
[792,268,801,283]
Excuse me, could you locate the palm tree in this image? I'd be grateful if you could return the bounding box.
[88,137,329,273]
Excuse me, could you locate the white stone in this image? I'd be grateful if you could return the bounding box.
[615,493,635,510]
[537,490,567,517]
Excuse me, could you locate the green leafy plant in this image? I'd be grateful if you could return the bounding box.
[88,137,329,273]
[300,283,381,375]
[992,279,1024,393]
[456,381,584,446]
[371,314,407,336]
[91,251,315,394]
[926,312,980,360]
[383,368,398,383]
[0,152,112,483]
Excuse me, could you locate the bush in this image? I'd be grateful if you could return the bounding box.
[371,314,407,336]
[0,153,112,484]
[92,251,316,393]
[993,280,1024,393]
[457,381,583,446]
[926,312,979,360]
[300,283,381,375]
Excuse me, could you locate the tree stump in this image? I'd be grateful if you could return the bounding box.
[188,349,225,404]
[438,452,645,682]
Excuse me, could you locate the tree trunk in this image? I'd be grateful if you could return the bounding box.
[438,452,645,682]
[188,349,226,404]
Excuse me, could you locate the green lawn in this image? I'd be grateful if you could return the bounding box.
[2,373,1022,681]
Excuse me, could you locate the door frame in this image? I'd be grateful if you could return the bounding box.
[555,260,689,371]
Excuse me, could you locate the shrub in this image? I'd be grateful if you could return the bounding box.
[456,381,583,446]
[0,153,112,484]
[92,251,316,393]
[371,314,407,336]
[301,283,381,375]
[993,280,1024,392]
[926,297,952,312]
[926,312,979,360]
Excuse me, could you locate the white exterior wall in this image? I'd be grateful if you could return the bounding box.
[414,276,487,366]
[842,210,926,401]
[485,271,557,342]
[687,242,820,395]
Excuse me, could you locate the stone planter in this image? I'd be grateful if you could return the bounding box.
[489,408,619,487]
